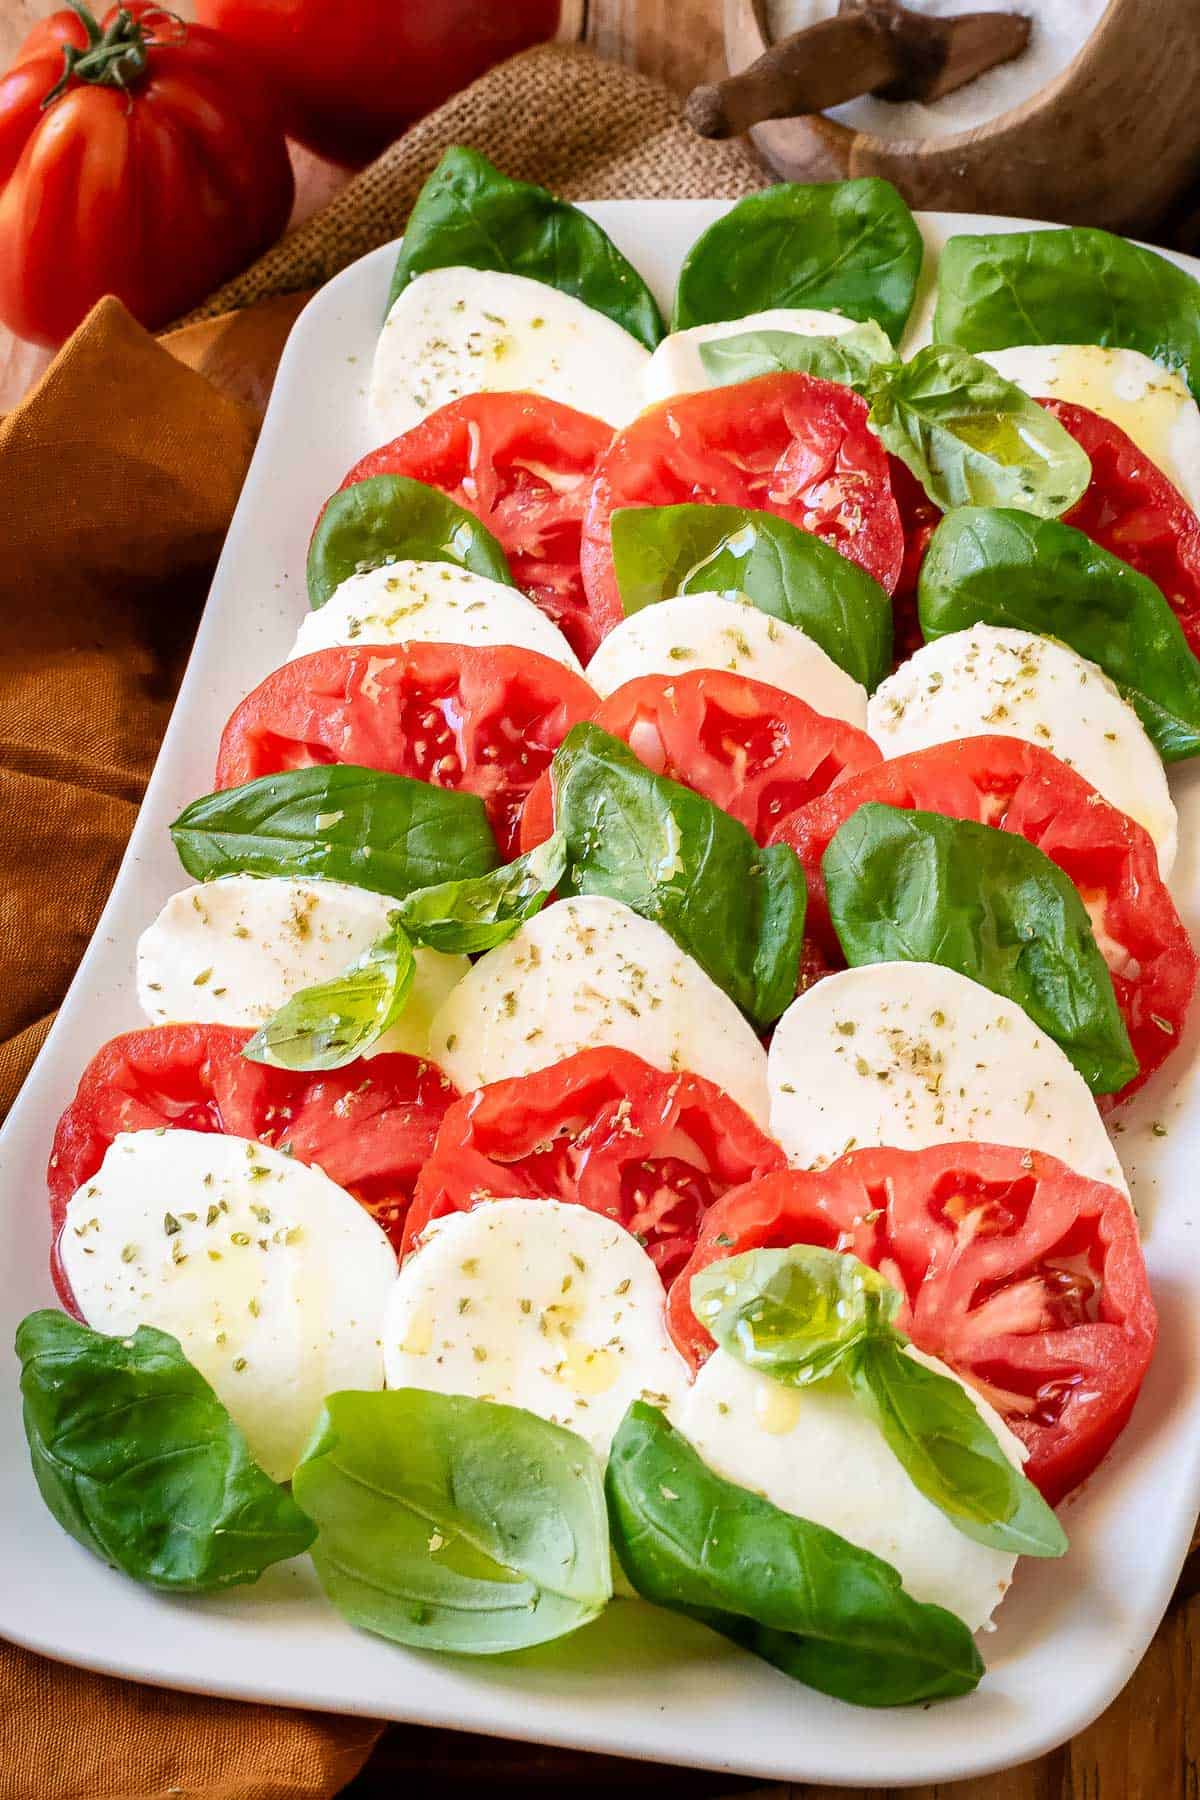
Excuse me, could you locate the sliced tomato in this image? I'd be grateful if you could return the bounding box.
[666,1142,1157,1503]
[580,372,905,631]
[518,667,882,852]
[214,642,597,858]
[47,1024,460,1298]
[887,453,940,664]
[770,734,1197,1103]
[340,393,613,661]
[403,1046,786,1280]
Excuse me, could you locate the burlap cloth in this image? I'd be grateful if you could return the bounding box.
[0,42,774,1800]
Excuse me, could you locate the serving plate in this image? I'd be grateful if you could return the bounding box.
[2,202,1199,1789]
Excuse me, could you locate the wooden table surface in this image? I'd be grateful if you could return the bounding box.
[1,0,1196,1794]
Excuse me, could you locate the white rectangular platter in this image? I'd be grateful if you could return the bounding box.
[2,201,1199,1790]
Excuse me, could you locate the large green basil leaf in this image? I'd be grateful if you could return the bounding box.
[672,180,923,343]
[823,803,1137,1093]
[867,345,1091,518]
[690,1246,899,1386]
[610,503,892,692]
[918,507,1200,763]
[171,766,500,900]
[849,1338,1067,1559]
[243,917,415,1072]
[552,724,805,1026]
[307,475,513,610]
[16,1312,314,1592]
[385,146,663,349]
[606,1401,982,1707]
[396,831,567,954]
[697,320,897,392]
[293,1389,610,1654]
[933,227,1200,400]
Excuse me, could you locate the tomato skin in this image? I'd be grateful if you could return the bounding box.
[0,6,293,347]
[404,1046,786,1280]
[518,668,882,854]
[666,1143,1157,1504]
[47,1024,460,1302]
[580,373,905,632]
[771,733,1197,1103]
[342,394,614,662]
[195,0,560,168]
[214,642,597,858]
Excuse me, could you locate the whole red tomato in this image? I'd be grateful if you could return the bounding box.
[0,3,294,346]
[194,0,561,167]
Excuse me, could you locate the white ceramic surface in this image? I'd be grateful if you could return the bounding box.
[1,204,1198,1788]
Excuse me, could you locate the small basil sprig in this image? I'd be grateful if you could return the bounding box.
[824,803,1138,1094]
[307,475,514,609]
[386,146,664,349]
[610,502,892,692]
[16,1312,315,1592]
[294,1390,611,1654]
[933,226,1200,401]
[672,179,923,343]
[690,1249,1066,1559]
[606,1401,984,1707]
[697,319,896,390]
[918,507,1200,763]
[171,766,500,900]
[395,831,566,954]
[244,915,415,1072]
[552,724,805,1026]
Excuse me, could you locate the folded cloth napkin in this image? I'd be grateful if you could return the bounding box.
[0,41,768,1800]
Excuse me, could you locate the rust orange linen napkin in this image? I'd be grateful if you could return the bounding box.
[0,297,385,1798]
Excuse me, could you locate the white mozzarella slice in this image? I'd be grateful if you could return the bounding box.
[978,343,1200,513]
[429,894,770,1128]
[768,962,1128,1194]
[369,267,648,436]
[290,560,583,672]
[676,1346,1021,1632]
[137,876,467,1061]
[60,1130,397,1481]
[585,592,868,727]
[642,307,858,405]
[384,1198,688,1460]
[867,624,1177,876]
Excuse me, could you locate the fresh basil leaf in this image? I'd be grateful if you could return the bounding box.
[824,803,1138,1093]
[697,321,898,392]
[307,475,513,610]
[293,1389,610,1654]
[933,227,1200,400]
[552,724,805,1026]
[866,345,1091,518]
[386,146,663,349]
[606,1401,982,1707]
[610,503,892,692]
[171,766,500,901]
[690,1245,899,1386]
[918,507,1200,763]
[672,180,923,343]
[16,1311,314,1592]
[243,917,415,1072]
[397,832,566,954]
[849,1338,1067,1559]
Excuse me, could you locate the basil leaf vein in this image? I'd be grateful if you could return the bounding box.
[396,831,567,954]
[308,475,513,610]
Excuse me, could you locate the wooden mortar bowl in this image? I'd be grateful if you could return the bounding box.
[724,0,1200,233]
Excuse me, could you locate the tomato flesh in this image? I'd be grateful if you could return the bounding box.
[666,1142,1157,1503]
[404,1046,786,1280]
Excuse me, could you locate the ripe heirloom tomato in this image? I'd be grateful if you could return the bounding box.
[0,3,293,347]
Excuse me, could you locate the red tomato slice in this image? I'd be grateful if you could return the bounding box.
[770,735,1198,1104]
[340,393,613,661]
[666,1142,1157,1504]
[404,1046,786,1280]
[214,642,597,858]
[518,668,882,853]
[47,1025,460,1301]
[580,372,905,632]
[887,453,940,664]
